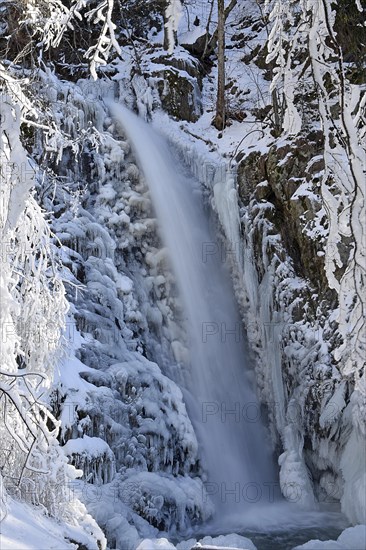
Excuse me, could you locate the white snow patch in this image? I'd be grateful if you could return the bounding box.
[0,498,106,550]
[293,524,366,549]
[180,26,206,45]
[137,538,176,550]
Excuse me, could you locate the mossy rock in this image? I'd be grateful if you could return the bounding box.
[152,67,202,122]
[237,132,337,293]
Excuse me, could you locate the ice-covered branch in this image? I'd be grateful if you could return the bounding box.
[0,94,75,517]
[85,0,121,79]
[25,0,121,79]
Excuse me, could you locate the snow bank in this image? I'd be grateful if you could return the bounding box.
[177,533,257,550]
[136,533,257,550]
[180,26,206,45]
[193,533,257,550]
[63,435,114,459]
[293,524,366,550]
[0,497,106,550]
[137,538,176,550]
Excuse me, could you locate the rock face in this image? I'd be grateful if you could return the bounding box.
[237,132,330,291]
[149,53,203,122]
[235,129,355,512]
[155,68,201,122]
[180,27,207,58]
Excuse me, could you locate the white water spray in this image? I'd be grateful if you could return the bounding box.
[108,102,277,519]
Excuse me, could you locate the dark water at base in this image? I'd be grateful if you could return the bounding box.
[175,525,345,550]
[173,506,350,550]
[243,526,344,550]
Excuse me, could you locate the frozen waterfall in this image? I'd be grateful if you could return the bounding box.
[107,102,278,521]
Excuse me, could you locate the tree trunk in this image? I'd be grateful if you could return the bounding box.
[206,0,237,57]
[163,1,170,51]
[213,0,225,130]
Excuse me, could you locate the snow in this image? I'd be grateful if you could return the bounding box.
[340,424,366,524]
[63,435,114,460]
[293,524,366,550]
[190,533,257,550]
[0,497,106,550]
[136,533,257,550]
[180,26,206,45]
[0,500,75,550]
[137,538,176,550]
[319,381,346,429]
[116,471,213,533]
[116,273,134,293]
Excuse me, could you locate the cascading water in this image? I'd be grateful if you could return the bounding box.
[108,102,278,523]
[104,103,351,547]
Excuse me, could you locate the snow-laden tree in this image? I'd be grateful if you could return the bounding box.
[0,87,82,521]
[264,0,303,134]
[265,0,366,393]
[22,0,121,79]
[306,1,366,522]
[265,0,366,522]
[164,0,183,53]
[23,0,186,76]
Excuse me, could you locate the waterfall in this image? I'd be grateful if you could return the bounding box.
[107,102,277,521]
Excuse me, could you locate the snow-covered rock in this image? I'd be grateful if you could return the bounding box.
[293,524,366,550]
[176,533,257,550]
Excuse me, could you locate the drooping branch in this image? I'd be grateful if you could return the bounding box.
[85,0,122,79]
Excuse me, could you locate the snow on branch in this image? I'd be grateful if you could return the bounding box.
[25,0,121,80]
[27,0,86,50]
[265,0,309,135]
[0,64,36,119]
[85,0,121,80]
[0,95,76,518]
[304,0,366,384]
